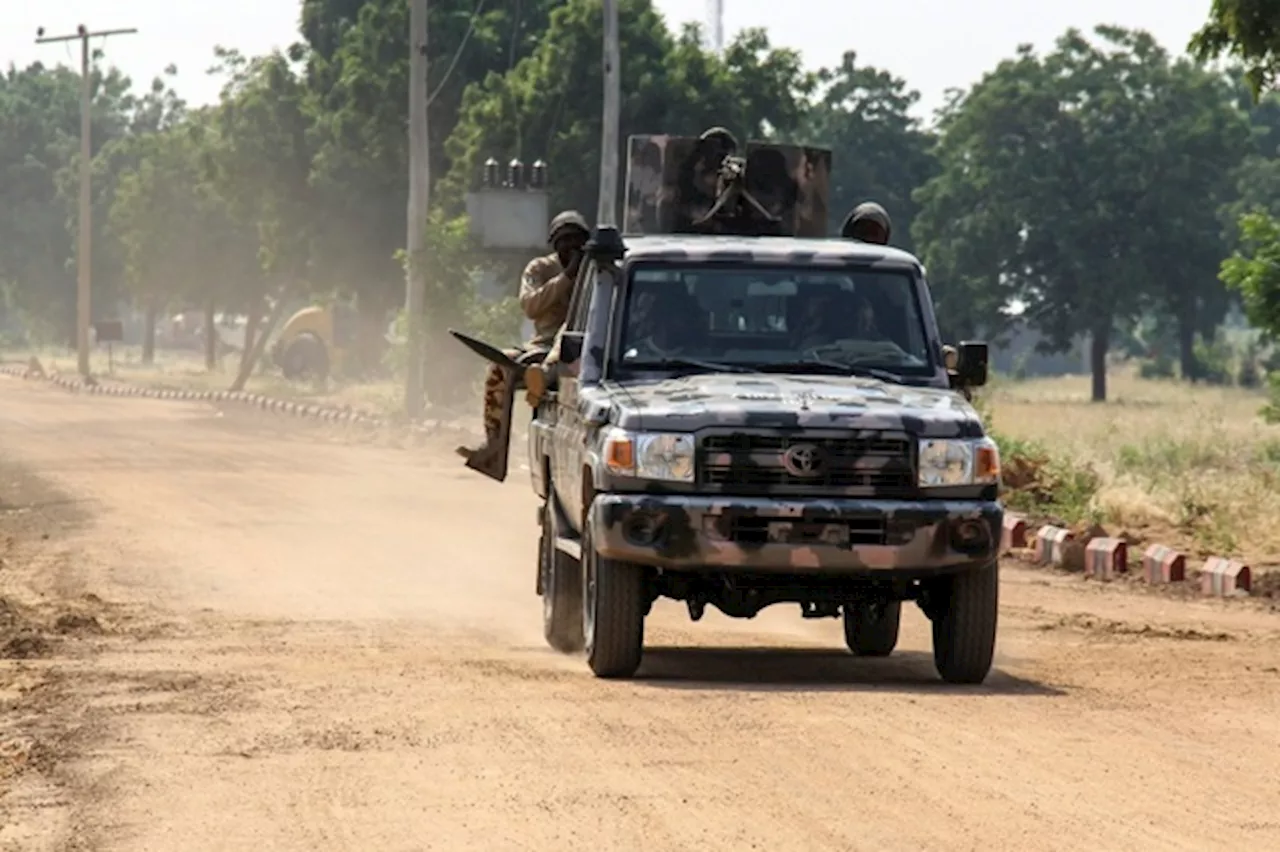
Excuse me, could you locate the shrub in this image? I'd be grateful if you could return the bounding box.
[1263,372,1280,424]
[972,391,1102,524]
[1138,353,1176,380]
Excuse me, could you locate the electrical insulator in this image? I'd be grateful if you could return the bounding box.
[483,157,499,187]
[530,160,547,189]
[507,158,524,189]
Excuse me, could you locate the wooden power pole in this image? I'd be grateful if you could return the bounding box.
[36,24,137,378]
[598,0,621,226]
[404,0,429,418]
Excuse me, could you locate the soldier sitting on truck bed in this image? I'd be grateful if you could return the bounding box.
[457,210,590,466]
[840,202,892,245]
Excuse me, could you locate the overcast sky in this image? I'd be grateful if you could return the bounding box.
[3,0,1218,122]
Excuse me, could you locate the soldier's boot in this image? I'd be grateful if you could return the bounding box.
[524,363,549,408]
[456,362,509,464]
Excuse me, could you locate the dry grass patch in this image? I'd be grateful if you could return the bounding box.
[983,366,1280,567]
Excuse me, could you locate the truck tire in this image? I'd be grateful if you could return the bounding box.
[582,518,645,678]
[843,600,901,657]
[931,559,999,684]
[281,333,329,381]
[539,500,583,653]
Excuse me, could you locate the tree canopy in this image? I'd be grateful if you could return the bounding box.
[914,26,1251,399]
[1190,0,1280,96]
[1,1,1278,407]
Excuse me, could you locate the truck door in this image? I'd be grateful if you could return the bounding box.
[552,263,597,532]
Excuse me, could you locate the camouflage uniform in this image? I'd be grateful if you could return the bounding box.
[840,202,892,245]
[459,211,589,463]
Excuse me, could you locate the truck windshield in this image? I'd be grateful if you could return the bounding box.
[617,263,933,375]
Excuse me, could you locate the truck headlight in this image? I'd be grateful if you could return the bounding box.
[603,429,695,482]
[917,437,1000,487]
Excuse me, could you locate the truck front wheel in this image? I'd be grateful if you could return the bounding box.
[539,499,583,653]
[582,519,645,678]
[930,559,999,684]
[843,600,901,657]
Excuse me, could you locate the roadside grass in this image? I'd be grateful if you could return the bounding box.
[982,366,1280,567]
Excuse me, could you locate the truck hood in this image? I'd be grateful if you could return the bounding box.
[604,373,985,438]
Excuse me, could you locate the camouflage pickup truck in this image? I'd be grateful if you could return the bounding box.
[453,128,1002,683]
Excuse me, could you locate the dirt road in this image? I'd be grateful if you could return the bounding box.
[2,376,1279,852]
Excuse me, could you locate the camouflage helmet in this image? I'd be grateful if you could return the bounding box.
[697,125,739,155]
[840,202,892,244]
[548,210,590,244]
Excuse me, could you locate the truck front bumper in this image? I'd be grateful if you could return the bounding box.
[590,494,1002,575]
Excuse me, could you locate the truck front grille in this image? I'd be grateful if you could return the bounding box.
[697,431,916,496]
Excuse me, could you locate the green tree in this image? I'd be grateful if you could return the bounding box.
[300,0,559,316]
[108,106,257,365]
[1134,57,1251,381]
[202,47,317,389]
[1190,0,1280,97]
[0,61,135,342]
[914,27,1249,400]
[1220,209,1280,418]
[799,52,937,251]
[440,2,815,225]
[88,67,191,361]
[1223,210,1280,335]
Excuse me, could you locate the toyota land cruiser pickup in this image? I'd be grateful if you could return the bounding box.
[451,128,1002,684]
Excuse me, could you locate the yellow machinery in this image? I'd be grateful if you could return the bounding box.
[271,302,376,381]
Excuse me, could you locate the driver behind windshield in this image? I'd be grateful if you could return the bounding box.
[623,282,703,360]
[793,285,890,353]
[793,286,847,350]
[851,290,887,341]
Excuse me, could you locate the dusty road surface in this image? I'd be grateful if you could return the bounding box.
[2,376,1280,852]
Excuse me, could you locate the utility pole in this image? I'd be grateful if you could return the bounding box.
[597,0,621,226]
[708,0,725,54]
[36,24,137,378]
[405,0,429,418]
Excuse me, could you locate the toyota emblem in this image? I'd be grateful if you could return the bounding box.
[781,443,824,478]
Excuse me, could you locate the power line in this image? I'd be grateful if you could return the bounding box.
[707,0,724,54]
[427,0,486,107]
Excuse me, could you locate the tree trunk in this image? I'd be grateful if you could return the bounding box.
[229,290,289,392]
[1090,324,1110,402]
[1177,313,1198,382]
[141,301,157,365]
[203,299,217,371]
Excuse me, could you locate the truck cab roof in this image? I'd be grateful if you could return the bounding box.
[616,234,924,268]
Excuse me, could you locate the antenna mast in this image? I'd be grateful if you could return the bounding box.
[707,0,724,54]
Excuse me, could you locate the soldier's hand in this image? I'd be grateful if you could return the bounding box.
[565,250,583,278]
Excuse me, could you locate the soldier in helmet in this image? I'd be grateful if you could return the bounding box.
[458,210,590,466]
[840,201,892,245]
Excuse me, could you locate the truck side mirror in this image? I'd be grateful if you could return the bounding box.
[558,331,584,364]
[955,341,988,387]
